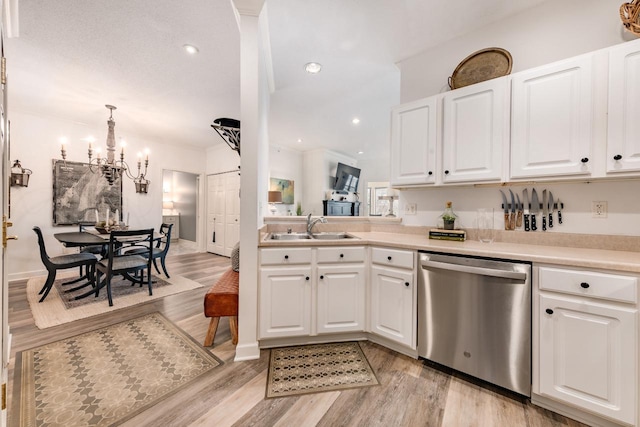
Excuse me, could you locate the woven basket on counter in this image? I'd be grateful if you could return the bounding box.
[621,0,640,36]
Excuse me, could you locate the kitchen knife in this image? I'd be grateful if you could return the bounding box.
[523,189,530,232]
[500,190,510,230]
[548,191,554,228]
[542,190,548,231]
[516,193,523,228]
[530,189,539,231]
[557,198,563,224]
[509,189,516,230]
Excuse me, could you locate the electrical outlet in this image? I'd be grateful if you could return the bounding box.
[405,203,417,215]
[592,201,607,218]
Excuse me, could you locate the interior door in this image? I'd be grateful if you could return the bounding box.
[224,173,240,256]
[206,174,226,256]
[1,33,9,427]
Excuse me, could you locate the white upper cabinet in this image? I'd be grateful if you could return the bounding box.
[390,96,437,186]
[608,39,640,174]
[442,77,509,183]
[510,54,596,179]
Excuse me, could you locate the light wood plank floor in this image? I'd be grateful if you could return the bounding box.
[7,252,587,427]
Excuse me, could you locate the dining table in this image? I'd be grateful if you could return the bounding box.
[53,228,160,300]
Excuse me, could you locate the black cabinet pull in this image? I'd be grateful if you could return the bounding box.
[580,282,590,288]
[614,154,622,161]
[320,275,324,279]
[284,255,289,260]
[305,276,309,281]
[405,282,410,287]
[444,170,450,175]
[339,254,344,258]
[545,308,554,315]
[428,171,433,176]
[387,256,392,261]
[581,157,589,163]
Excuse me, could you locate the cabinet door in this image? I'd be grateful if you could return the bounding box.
[370,265,414,347]
[608,39,640,173]
[390,96,437,186]
[224,173,240,256]
[206,174,225,255]
[538,293,637,425]
[259,267,312,339]
[316,264,365,334]
[442,78,508,183]
[511,55,595,178]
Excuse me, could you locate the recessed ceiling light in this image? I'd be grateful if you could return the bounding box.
[357,150,364,155]
[183,44,199,55]
[304,62,322,74]
[297,138,303,143]
[352,118,360,124]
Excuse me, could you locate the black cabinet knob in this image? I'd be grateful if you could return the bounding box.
[428,171,433,176]
[305,276,309,281]
[580,282,590,289]
[444,170,450,175]
[284,255,289,260]
[387,256,392,261]
[545,308,554,315]
[339,254,344,258]
[614,154,622,161]
[581,157,589,163]
[405,282,410,287]
[320,275,324,279]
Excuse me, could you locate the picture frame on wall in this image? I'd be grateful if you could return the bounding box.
[270,177,294,204]
[52,159,122,225]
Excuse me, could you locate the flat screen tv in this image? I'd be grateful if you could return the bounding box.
[333,162,361,193]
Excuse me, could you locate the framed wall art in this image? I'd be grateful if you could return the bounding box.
[269,177,294,204]
[52,160,122,225]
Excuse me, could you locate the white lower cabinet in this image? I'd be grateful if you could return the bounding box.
[317,264,365,334]
[369,247,416,348]
[259,266,312,339]
[537,266,638,425]
[370,265,414,347]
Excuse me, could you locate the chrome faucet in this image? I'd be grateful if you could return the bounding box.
[307,213,327,234]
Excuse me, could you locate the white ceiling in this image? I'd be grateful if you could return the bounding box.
[6,0,548,159]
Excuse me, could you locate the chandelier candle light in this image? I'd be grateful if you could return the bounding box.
[62,105,151,193]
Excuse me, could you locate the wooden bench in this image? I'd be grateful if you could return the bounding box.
[203,268,239,347]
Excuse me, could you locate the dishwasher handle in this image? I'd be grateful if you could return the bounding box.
[421,259,528,281]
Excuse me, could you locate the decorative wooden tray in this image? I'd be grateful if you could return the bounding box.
[448,47,513,90]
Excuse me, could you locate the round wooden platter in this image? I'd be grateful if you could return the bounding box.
[448,47,513,90]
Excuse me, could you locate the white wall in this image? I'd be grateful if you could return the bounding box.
[206,143,241,175]
[400,0,635,102]
[269,145,302,216]
[395,0,640,237]
[8,111,206,280]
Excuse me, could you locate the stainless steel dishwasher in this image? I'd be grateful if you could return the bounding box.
[418,252,531,396]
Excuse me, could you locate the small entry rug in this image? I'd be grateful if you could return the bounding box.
[27,273,204,329]
[17,312,222,427]
[266,342,379,399]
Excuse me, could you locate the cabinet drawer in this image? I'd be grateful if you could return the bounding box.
[163,215,178,224]
[261,248,312,265]
[317,246,366,264]
[539,266,637,304]
[371,247,414,270]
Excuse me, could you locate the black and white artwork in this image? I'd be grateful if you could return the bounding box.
[53,160,122,225]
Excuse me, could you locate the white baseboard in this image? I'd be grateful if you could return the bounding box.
[233,341,260,361]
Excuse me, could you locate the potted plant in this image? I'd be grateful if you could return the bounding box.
[440,201,457,230]
[296,202,304,216]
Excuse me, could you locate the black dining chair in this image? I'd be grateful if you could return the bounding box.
[33,226,98,303]
[95,228,154,306]
[126,223,173,278]
[62,222,107,287]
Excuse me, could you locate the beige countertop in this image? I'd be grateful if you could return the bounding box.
[260,230,640,274]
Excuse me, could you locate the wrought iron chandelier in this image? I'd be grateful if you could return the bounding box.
[211,117,240,156]
[62,105,150,193]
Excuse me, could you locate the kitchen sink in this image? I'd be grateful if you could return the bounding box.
[311,232,358,240]
[268,232,312,240]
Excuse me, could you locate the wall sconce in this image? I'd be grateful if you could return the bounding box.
[10,160,32,187]
[134,174,150,194]
[268,190,282,215]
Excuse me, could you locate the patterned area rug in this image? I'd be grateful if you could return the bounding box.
[17,313,222,427]
[26,273,204,329]
[266,342,379,399]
